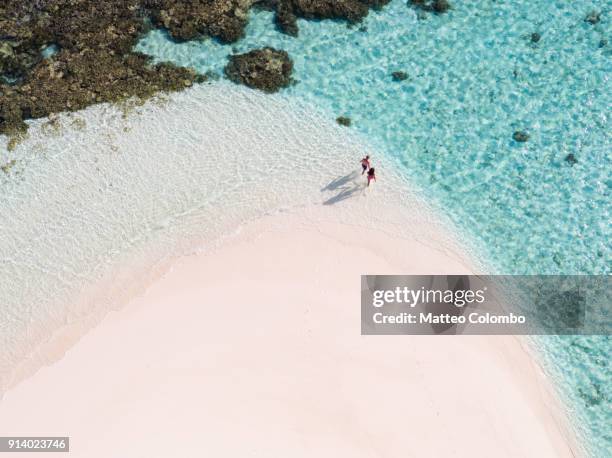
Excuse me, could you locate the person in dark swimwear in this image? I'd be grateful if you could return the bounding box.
[360,155,370,175]
[367,167,376,187]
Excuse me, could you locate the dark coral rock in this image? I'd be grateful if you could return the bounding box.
[530,32,541,43]
[431,0,450,13]
[336,116,351,126]
[224,47,293,93]
[512,131,530,142]
[12,50,200,120]
[267,0,391,37]
[275,1,299,37]
[46,1,146,54]
[564,153,578,165]
[0,42,41,82]
[291,0,369,22]
[391,71,408,81]
[0,85,28,134]
[585,10,601,25]
[409,0,451,14]
[362,0,392,8]
[0,0,204,136]
[145,0,252,43]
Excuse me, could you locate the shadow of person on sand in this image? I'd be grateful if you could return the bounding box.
[321,170,360,192]
[322,170,365,205]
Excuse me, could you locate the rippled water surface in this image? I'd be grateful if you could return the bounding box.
[136,0,610,455]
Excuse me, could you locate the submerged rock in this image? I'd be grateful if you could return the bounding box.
[564,153,578,165]
[336,116,352,127]
[391,71,408,81]
[275,1,300,37]
[578,383,605,408]
[409,0,451,14]
[585,10,601,25]
[530,32,541,43]
[431,0,451,13]
[0,159,17,175]
[224,47,293,93]
[512,131,530,142]
[269,0,391,36]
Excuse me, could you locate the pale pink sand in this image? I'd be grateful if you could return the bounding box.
[0,211,577,457]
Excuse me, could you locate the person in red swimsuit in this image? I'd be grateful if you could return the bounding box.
[367,167,376,187]
[360,155,371,175]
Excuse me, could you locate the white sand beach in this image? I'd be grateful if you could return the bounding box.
[0,82,580,457]
[1,81,471,391]
[0,204,578,457]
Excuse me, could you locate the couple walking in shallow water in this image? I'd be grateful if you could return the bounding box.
[360,155,376,187]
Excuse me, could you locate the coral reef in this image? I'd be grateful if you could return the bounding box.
[0,1,205,136]
[225,47,293,92]
[585,10,601,25]
[1,0,397,136]
[145,0,253,43]
[564,153,578,166]
[409,0,451,15]
[391,71,408,81]
[259,0,391,37]
[512,131,530,142]
[336,116,352,127]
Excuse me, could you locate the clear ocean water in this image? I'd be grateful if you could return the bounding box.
[136,0,610,455]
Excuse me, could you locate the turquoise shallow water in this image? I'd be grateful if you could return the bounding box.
[137,1,611,455]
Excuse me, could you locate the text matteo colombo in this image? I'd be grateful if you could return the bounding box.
[371,286,526,325]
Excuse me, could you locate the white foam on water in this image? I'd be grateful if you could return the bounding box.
[0,81,475,391]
